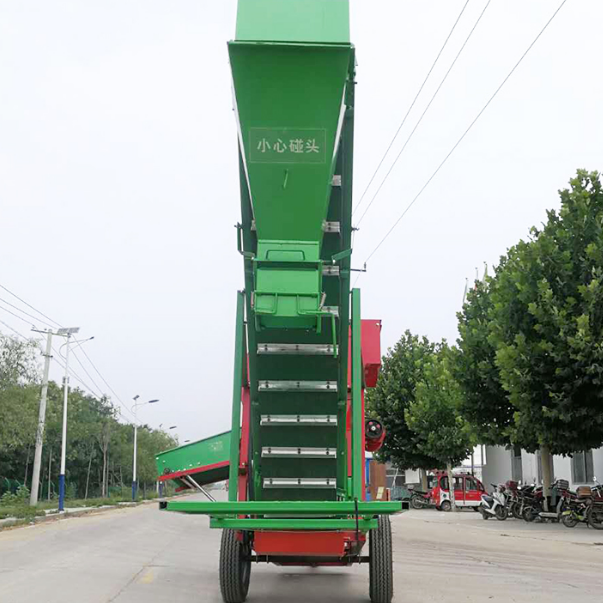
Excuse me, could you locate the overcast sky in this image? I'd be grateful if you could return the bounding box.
[1,0,602,444]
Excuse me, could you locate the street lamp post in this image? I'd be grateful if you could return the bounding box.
[56,328,94,512]
[132,396,159,500]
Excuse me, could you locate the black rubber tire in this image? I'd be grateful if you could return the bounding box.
[410,495,424,510]
[219,530,251,603]
[562,513,578,528]
[495,506,508,521]
[369,515,393,603]
[440,500,452,512]
[587,506,603,530]
[510,503,523,520]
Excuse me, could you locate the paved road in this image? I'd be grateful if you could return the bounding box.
[1,495,602,603]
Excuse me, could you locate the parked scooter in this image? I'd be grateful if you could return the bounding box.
[480,484,508,520]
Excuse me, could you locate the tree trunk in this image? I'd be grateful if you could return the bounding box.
[419,468,428,491]
[85,451,93,500]
[101,446,107,498]
[24,445,31,487]
[541,445,553,512]
[447,462,457,511]
[47,449,52,502]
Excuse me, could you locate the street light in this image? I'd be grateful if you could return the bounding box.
[132,396,159,500]
[56,328,95,512]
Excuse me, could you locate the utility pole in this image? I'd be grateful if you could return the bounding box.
[29,329,53,506]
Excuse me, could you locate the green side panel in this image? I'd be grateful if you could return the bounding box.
[155,431,230,477]
[165,500,403,515]
[229,42,351,244]
[235,0,350,44]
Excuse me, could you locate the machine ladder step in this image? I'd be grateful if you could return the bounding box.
[258,343,336,355]
[260,414,337,426]
[258,380,337,392]
[263,477,337,489]
[261,446,336,458]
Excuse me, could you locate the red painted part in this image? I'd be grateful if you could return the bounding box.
[273,561,356,567]
[346,319,382,390]
[365,429,385,452]
[253,531,365,557]
[361,319,382,387]
[158,460,230,483]
[237,386,251,503]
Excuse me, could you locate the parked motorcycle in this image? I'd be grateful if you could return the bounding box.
[562,479,603,529]
[523,479,570,522]
[480,484,508,520]
[409,488,431,510]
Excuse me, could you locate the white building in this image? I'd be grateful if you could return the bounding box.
[482,445,603,488]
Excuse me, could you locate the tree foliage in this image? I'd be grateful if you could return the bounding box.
[366,331,440,470]
[456,278,514,446]
[457,170,603,455]
[406,344,475,469]
[0,333,177,500]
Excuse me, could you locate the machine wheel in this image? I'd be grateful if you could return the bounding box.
[495,506,508,521]
[440,500,452,512]
[219,529,251,603]
[369,515,393,603]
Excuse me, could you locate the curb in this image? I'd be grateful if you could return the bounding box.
[0,497,167,531]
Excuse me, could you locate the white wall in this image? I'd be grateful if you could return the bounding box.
[482,446,512,486]
[485,446,603,488]
[593,449,603,483]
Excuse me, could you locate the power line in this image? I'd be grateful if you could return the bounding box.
[0,301,41,328]
[0,281,139,422]
[361,0,569,268]
[0,296,56,330]
[0,282,62,328]
[0,318,35,341]
[352,0,472,217]
[356,0,493,227]
[0,316,137,424]
[77,346,137,422]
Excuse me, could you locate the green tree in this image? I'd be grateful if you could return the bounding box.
[490,171,603,455]
[406,344,475,510]
[366,331,440,481]
[456,277,514,446]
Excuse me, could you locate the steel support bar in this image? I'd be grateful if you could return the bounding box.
[229,290,246,502]
[163,500,402,515]
[209,518,378,530]
[351,288,362,500]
